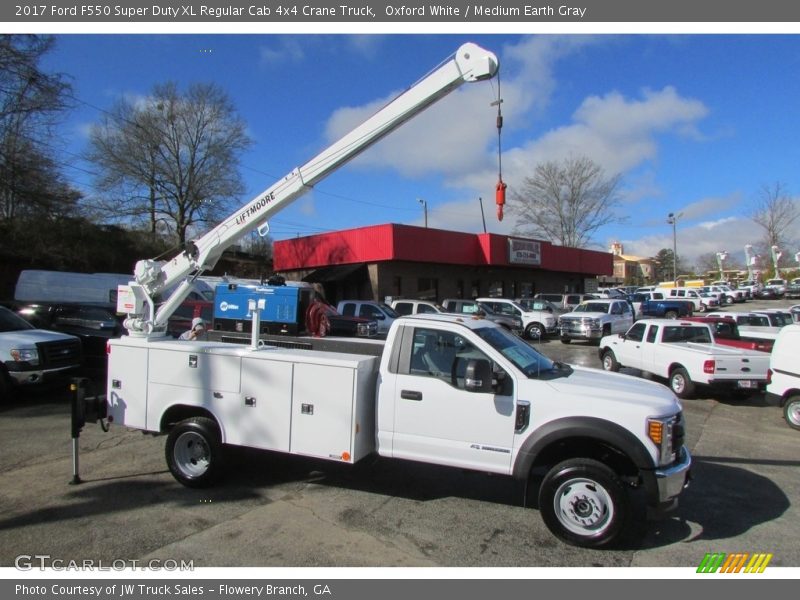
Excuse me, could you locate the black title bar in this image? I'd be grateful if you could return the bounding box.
[5,0,800,23]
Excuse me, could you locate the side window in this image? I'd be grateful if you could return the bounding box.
[340,303,355,317]
[394,302,413,316]
[418,304,437,314]
[610,302,622,315]
[646,325,659,343]
[409,328,460,381]
[625,322,646,342]
[359,305,381,319]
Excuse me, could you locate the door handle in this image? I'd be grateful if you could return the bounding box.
[401,390,423,401]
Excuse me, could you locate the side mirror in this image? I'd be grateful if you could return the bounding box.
[465,358,493,393]
[618,333,625,339]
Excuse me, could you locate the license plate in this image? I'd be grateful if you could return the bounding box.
[737,380,755,389]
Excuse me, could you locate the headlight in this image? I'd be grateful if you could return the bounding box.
[647,415,677,465]
[589,319,601,328]
[10,348,39,366]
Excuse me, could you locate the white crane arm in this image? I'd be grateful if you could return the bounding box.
[121,43,499,336]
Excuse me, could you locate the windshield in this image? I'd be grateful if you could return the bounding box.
[574,302,609,313]
[379,303,399,318]
[0,307,35,332]
[473,325,569,379]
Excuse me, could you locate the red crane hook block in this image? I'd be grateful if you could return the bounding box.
[495,178,507,221]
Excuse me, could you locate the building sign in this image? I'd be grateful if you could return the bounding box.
[508,239,541,265]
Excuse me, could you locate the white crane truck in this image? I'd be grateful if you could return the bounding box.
[101,43,690,548]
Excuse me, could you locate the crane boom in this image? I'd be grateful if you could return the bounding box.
[119,43,499,336]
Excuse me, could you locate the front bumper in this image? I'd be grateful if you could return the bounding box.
[654,446,692,504]
[6,364,80,386]
[559,326,603,340]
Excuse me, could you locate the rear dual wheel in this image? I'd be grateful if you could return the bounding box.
[165,417,225,488]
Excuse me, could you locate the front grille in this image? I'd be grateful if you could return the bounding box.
[37,338,82,368]
[672,411,686,451]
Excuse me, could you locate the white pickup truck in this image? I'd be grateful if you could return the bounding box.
[558,299,634,344]
[598,319,770,399]
[104,313,691,548]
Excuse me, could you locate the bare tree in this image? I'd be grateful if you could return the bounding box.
[750,182,800,263]
[0,35,73,220]
[88,81,252,245]
[509,155,626,248]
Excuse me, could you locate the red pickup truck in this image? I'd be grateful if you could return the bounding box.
[684,316,773,352]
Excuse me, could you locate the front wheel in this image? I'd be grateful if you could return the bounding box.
[601,350,620,372]
[525,322,544,340]
[669,367,695,399]
[784,395,800,431]
[538,458,631,548]
[165,417,225,488]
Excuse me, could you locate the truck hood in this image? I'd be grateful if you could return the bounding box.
[0,329,78,346]
[533,365,680,414]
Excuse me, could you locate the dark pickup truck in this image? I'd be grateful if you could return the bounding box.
[684,316,773,352]
[630,293,693,319]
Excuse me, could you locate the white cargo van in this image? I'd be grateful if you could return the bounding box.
[766,324,800,430]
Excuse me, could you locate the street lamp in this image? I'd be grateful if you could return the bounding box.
[418,198,428,228]
[715,251,729,282]
[667,212,682,286]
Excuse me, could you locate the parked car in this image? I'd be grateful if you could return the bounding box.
[337,300,399,335]
[476,297,557,339]
[440,299,523,335]
[515,297,561,315]
[0,305,83,401]
[705,311,782,343]
[684,316,774,353]
[4,300,120,374]
[765,324,800,430]
[390,299,443,316]
[738,280,762,298]
[533,292,599,312]
[599,319,770,399]
[655,287,718,313]
[785,278,800,299]
[791,305,800,323]
[319,304,379,338]
[558,299,634,344]
[763,278,788,298]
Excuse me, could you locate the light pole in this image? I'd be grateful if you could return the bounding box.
[418,198,428,228]
[715,251,729,282]
[667,212,681,286]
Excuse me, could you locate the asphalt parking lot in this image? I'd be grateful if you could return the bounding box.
[0,298,798,569]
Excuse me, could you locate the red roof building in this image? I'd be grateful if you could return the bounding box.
[273,223,612,304]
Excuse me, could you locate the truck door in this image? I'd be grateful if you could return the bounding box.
[390,326,515,474]
[612,321,647,368]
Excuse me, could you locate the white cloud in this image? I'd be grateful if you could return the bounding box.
[619,216,761,264]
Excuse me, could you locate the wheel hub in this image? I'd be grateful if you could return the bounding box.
[555,479,613,533]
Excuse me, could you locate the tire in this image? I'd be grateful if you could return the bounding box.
[560,337,571,344]
[538,458,631,548]
[601,350,620,372]
[725,296,734,305]
[698,304,707,313]
[526,322,544,340]
[669,367,695,399]
[165,417,225,488]
[0,368,15,403]
[664,310,678,320]
[783,395,800,431]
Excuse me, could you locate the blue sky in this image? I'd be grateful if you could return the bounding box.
[36,34,800,266]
